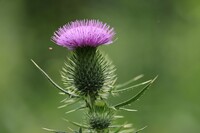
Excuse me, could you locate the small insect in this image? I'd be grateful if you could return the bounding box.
[48,47,53,50]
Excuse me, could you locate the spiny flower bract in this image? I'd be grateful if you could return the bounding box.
[52,19,115,50]
[87,100,114,131]
[61,47,116,98]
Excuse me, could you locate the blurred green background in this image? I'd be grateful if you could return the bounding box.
[1,0,200,133]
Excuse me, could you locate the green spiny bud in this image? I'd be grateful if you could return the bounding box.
[89,114,111,131]
[61,46,116,98]
[87,102,114,131]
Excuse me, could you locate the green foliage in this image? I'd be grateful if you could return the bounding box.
[114,76,157,109]
[32,52,156,132]
[87,100,114,131]
[31,59,79,97]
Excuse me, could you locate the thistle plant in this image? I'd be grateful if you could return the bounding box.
[32,19,157,133]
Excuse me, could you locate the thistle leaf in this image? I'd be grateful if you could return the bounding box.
[135,126,147,133]
[109,125,122,128]
[119,108,137,112]
[58,98,82,109]
[42,127,66,133]
[113,115,124,119]
[120,129,135,133]
[63,119,89,129]
[115,74,143,89]
[113,125,124,133]
[112,80,151,93]
[31,59,78,97]
[112,123,132,133]
[123,124,133,128]
[65,106,86,114]
[114,76,158,109]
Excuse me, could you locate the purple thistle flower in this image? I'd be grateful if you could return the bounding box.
[52,19,115,50]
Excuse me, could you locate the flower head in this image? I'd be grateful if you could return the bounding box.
[61,47,116,98]
[52,19,115,50]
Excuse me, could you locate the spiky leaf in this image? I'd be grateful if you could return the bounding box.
[114,76,157,109]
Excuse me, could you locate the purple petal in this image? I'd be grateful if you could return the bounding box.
[52,19,115,50]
